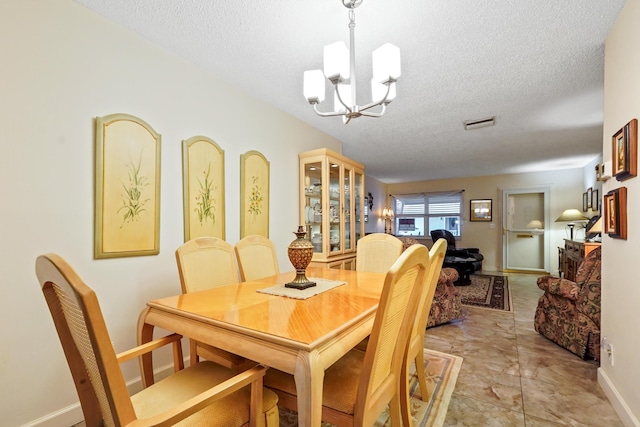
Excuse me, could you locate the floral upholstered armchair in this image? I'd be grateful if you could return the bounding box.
[398,237,462,328]
[534,246,601,360]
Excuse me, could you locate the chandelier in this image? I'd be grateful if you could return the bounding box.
[303,0,401,124]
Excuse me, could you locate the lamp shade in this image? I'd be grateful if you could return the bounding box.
[303,70,326,103]
[323,41,350,82]
[589,217,603,233]
[555,209,588,223]
[372,43,401,84]
[526,220,543,229]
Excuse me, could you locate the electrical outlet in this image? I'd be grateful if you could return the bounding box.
[601,337,614,366]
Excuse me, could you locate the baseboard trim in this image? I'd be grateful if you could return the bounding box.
[598,367,640,427]
[20,360,180,427]
[19,403,82,427]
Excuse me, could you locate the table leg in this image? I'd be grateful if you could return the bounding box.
[294,350,324,427]
[137,307,156,388]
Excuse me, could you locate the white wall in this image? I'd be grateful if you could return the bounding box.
[364,175,387,234]
[599,0,640,425]
[0,1,342,426]
[387,168,586,273]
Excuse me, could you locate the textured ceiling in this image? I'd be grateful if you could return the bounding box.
[73,0,626,183]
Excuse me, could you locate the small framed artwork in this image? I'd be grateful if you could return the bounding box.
[591,189,599,212]
[582,191,589,212]
[240,150,270,238]
[604,187,627,239]
[470,199,492,222]
[94,113,161,258]
[612,119,637,181]
[182,136,225,241]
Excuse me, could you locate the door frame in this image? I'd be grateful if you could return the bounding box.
[501,186,551,273]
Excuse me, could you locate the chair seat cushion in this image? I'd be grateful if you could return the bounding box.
[132,361,279,426]
[265,349,364,416]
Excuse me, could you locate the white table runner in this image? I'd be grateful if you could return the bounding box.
[257,277,346,300]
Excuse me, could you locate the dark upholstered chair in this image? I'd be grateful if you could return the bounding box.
[398,237,462,327]
[430,229,484,272]
[534,247,601,360]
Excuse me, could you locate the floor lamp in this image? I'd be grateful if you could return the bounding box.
[555,209,588,240]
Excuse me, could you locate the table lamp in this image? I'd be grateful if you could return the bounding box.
[587,217,603,242]
[555,209,588,240]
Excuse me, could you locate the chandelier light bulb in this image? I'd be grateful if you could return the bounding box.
[303,70,326,103]
[323,41,350,82]
[372,43,401,84]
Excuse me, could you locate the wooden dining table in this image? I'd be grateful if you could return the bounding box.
[137,266,386,427]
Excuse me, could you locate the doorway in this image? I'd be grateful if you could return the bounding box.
[502,187,550,273]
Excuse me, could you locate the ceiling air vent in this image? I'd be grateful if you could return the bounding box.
[463,116,496,130]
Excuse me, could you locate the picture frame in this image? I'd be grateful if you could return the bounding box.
[182,136,225,242]
[604,187,627,239]
[470,199,492,222]
[582,191,589,212]
[240,150,270,238]
[94,113,161,258]
[591,189,599,213]
[612,118,637,181]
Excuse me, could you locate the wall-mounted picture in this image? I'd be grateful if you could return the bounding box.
[95,113,161,258]
[240,150,270,238]
[604,187,627,240]
[591,189,599,213]
[182,136,225,241]
[612,118,637,181]
[470,199,492,222]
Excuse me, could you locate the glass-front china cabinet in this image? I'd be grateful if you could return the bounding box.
[299,148,364,269]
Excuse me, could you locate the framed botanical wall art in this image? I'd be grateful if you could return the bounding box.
[604,187,627,240]
[470,199,492,222]
[612,118,637,181]
[182,136,225,241]
[240,150,270,238]
[95,113,161,258]
[591,189,599,213]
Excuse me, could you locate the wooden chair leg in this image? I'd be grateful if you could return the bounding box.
[415,353,430,401]
[189,339,199,366]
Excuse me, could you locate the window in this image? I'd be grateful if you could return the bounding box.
[393,192,463,237]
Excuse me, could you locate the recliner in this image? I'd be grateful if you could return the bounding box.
[430,229,484,271]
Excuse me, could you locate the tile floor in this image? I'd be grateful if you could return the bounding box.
[427,272,623,427]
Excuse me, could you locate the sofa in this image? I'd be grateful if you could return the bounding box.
[534,246,601,360]
[398,237,463,328]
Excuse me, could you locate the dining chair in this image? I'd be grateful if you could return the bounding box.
[265,244,430,426]
[234,234,280,281]
[400,238,447,426]
[35,253,279,427]
[355,233,404,273]
[176,237,247,369]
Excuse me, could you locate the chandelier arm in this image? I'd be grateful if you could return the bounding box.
[359,105,386,117]
[311,104,349,117]
[333,84,353,113]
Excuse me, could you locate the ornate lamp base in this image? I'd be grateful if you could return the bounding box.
[285,226,316,290]
[285,273,316,290]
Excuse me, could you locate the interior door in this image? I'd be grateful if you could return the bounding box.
[502,187,550,273]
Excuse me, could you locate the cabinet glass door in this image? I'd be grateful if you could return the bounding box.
[304,161,323,253]
[344,165,352,251]
[328,160,341,254]
[354,171,363,243]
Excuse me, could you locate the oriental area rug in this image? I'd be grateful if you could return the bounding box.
[458,274,512,312]
[278,349,462,427]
